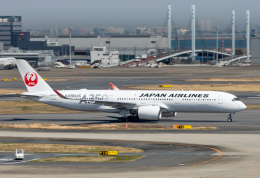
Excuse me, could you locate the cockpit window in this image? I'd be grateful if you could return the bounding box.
[232,98,240,101]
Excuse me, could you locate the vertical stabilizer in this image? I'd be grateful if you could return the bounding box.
[16,59,54,93]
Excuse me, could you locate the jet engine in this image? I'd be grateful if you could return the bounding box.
[138,106,162,120]
[162,112,177,117]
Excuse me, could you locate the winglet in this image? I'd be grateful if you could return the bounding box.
[53,89,68,99]
[109,83,119,90]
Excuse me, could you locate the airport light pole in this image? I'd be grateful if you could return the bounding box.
[214,25,219,67]
[69,27,72,67]
[134,45,138,57]
[145,42,149,55]
[177,27,181,51]
[101,28,105,36]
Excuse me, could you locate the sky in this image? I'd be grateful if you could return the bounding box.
[1,0,259,31]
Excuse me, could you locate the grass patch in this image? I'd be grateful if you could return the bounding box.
[0,143,143,153]
[0,101,86,114]
[193,127,218,130]
[246,105,260,110]
[0,123,218,130]
[0,89,26,94]
[129,83,260,92]
[30,155,145,162]
[186,78,260,82]
[21,106,31,110]
[0,79,69,82]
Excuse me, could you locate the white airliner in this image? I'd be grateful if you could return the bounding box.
[16,59,246,122]
[0,58,16,69]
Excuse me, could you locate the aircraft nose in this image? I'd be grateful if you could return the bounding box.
[239,102,247,110]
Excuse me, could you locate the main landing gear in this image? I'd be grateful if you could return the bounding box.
[227,113,234,122]
[118,114,139,122]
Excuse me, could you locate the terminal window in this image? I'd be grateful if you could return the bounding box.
[106,41,110,44]
[151,41,156,43]
[94,48,103,51]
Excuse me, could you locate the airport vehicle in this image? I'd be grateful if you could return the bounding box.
[15,59,246,122]
[54,62,66,68]
[149,63,159,68]
[128,63,137,68]
[38,67,51,71]
[0,57,16,69]
[91,63,102,69]
[15,149,24,160]
[68,65,75,69]
[134,54,147,62]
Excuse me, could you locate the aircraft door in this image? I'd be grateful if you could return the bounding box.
[175,97,180,104]
[218,95,223,104]
[57,96,62,103]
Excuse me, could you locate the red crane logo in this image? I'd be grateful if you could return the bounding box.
[24,72,38,87]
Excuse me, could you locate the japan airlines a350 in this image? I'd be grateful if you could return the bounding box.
[15,59,246,122]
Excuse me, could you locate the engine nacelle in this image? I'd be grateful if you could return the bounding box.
[138,106,162,120]
[162,112,177,117]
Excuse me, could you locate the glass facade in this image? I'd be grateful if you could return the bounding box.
[0,16,22,50]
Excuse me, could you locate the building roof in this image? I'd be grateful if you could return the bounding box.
[58,35,153,38]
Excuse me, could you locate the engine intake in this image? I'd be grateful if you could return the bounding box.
[138,106,162,120]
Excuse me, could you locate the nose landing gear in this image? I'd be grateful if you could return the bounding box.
[227,113,234,122]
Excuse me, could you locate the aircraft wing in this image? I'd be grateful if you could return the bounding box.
[81,99,169,110]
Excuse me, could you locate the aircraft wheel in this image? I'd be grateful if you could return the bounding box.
[118,117,123,122]
[133,116,139,122]
[227,118,232,122]
[125,117,130,122]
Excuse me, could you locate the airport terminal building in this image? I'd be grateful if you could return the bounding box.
[30,35,168,56]
[31,35,167,49]
[251,39,260,64]
[0,16,22,50]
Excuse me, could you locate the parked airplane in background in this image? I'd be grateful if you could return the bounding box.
[15,59,246,122]
[0,58,16,69]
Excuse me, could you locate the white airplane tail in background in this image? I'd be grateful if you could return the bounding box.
[16,59,54,93]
